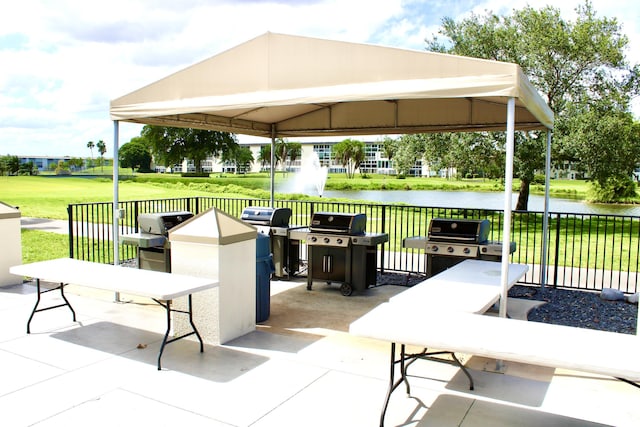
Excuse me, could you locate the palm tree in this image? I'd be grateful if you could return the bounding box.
[96,140,106,172]
[86,141,95,168]
[332,138,365,178]
[258,145,272,170]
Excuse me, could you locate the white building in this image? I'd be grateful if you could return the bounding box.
[168,140,427,176]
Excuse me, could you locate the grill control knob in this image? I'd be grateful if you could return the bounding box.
[431,245,439,252]
[323,237,330,244]
[447,246,454,253]
[337,238,343,244]
[481,247,488,253]
[311,236,317,242]
[463,247,470,254]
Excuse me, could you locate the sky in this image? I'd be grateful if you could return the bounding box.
[1,0,638,158]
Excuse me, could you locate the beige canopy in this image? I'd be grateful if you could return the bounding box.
[109,32,556,320]
[110,32,553,135]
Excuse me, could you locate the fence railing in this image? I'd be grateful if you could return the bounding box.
[67,196,639,293]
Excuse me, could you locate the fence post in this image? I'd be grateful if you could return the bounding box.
[380,206,386,274]
[67,205,74,259]
[553,213,561,287]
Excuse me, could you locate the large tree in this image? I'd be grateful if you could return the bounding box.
[426,1,639,208]
[392,134,425,177]
[119,137,152,173]
[141,125,238,173]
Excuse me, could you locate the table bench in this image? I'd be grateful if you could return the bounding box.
[10,258,219,370]
[348,260,640,426]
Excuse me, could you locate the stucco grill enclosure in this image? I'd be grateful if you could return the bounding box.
[169,207,257,345]
[0,202,21,287]
[110,32,555,320]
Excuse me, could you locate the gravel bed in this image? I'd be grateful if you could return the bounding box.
[509,285,637,335]
[377,272,637,335]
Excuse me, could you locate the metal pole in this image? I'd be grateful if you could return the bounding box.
[540,131,552,288]
[113,121,121,302]
[270,125,276,207]
[499,98,515,319]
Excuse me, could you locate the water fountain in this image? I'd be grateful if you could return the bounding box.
[282,152,328,197]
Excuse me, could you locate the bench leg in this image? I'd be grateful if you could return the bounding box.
[27,279,77,334]
[155,295,205,371]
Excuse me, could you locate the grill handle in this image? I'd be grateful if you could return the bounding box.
[322,255,333,273]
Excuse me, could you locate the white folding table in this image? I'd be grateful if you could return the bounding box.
[10,258,219,370]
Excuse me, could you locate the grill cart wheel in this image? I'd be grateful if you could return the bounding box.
[340,283,353,296]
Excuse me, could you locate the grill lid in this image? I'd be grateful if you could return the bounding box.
[428,218,490,243]
[309,212,366,235]
[138,211,194,235]
[240,206,292,227]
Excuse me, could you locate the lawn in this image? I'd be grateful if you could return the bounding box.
[3,174,636,271]
[0,176,252,219]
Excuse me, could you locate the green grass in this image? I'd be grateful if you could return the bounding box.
[21,229,69,263]
[0,176,250,219]
[3,174,638,271]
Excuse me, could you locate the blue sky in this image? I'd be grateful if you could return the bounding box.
[1,0,638,158]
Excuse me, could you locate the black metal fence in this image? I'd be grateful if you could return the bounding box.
[67,196,639,293]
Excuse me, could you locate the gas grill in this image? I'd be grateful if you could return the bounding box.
[404,218,515,277]
[240,206,299,278]
[121,211,194,273]
[306,212,388,296]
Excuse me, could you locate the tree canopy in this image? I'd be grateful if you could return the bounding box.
[141,125,238,173]
[119,137,152,173]
[425,0,639,206]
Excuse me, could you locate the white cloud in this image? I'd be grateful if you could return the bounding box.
[1,0,638,157]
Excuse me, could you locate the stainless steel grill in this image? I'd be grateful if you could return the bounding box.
[240,206,299,278]
[404,218,515,277]
[121,211,194,273]
[306,212,388,296]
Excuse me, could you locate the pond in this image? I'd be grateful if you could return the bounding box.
[316,189,640,216]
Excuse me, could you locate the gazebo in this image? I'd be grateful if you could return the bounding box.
[110,32,555,319]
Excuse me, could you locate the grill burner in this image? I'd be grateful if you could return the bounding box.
[306,212,388,296]
[240,206,299,278]
[121,211,194,272]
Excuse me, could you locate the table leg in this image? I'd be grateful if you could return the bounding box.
[27,279,77,334]
[154,294,205,370]
[380,343,412,427]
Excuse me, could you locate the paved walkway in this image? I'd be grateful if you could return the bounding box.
[20,217,69,234]
[0,277,637,426]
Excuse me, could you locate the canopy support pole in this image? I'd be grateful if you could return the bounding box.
[270,125,276,207]
[496,97,516,372]
[113,121,121,302]
[540,131,552,288]
[499,97,516,320]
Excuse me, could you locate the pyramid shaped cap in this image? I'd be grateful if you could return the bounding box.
[0,201,20,219]
[169,207,257,245]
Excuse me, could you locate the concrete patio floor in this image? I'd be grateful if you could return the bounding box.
[0,277,637,426]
